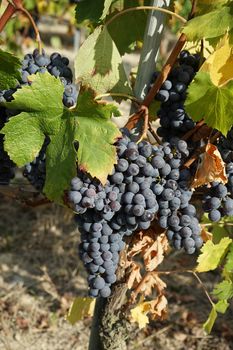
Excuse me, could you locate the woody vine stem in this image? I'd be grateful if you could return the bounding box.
[0,0,42,52]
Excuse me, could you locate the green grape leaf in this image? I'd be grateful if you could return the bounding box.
[213,280,233,300]
[24,0,37,10]
[203,300,229,334]
[75,0,113,23]
[183,3,233,42]
[215,299,229,313]
[107,0,155,55]
[185,71,233,136]
[108,8,148,55]
[0,49,21,90]
[211,224,229,244]
[203,306,217,334]
[196,237,232,272]
[75,26,132,94]
[75,90,121,184]
[1,74,121,203]
[1,73,64,165]
[196,0,229,15]
[44,119,77,203]
[225,243,233,273]
[201,215,233,244]
[75,0,150,55]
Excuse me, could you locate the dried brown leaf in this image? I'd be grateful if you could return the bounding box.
[192,143,227,188]
[148,294,168,320]
[201,226,213,242]
[127,262,142,290]
[143,233,169,271]
[119,248,130,269]
[133,272,167,300]
[128,231,154,258]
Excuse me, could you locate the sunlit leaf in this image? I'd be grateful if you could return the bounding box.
[66,297,96,325]
[196,237,232,272]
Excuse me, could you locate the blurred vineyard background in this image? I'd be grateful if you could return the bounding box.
[0,1,232,349]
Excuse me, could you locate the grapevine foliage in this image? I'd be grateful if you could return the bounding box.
[1,72,120,202]
[0,49,21,90]
[183,1,233,42]
[0,0,233,338]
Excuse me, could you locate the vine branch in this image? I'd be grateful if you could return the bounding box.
[192,271,214,306]
[0,0,42,52]
[17,6,42,53]
[148,122,162,145]
[141,0,197,108]
[137,105,149,143]
[188,0,197,20]
[143,32,186,107]
[0,2,16,33]
[182,120,205,141]
[94,93,140,105]
[106,6,187,27]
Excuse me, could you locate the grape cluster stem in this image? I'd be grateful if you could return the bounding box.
[182,120,205,141]
[148,122,162,145]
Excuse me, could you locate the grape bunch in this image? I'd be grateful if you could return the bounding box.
[203,129,233,222]
[218,128,233,163]
[150,138,202,253]
[70,130,160,297]
[165,200,203,254]
[203,178,233,222]
[23,138,49,191]
[20,49,78,107]
[152,50,200,141]
[18,49,79,190]
[70,130,203,297]
[75,208,125,298]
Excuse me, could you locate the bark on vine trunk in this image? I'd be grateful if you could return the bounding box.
[88,284,132,350]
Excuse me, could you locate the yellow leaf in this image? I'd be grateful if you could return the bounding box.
[201,35,233,86]
[130,299,150,329]
[131,295,168,328]
[66,297,96,325]
[184,40,214,58]
[196,237,232,272]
